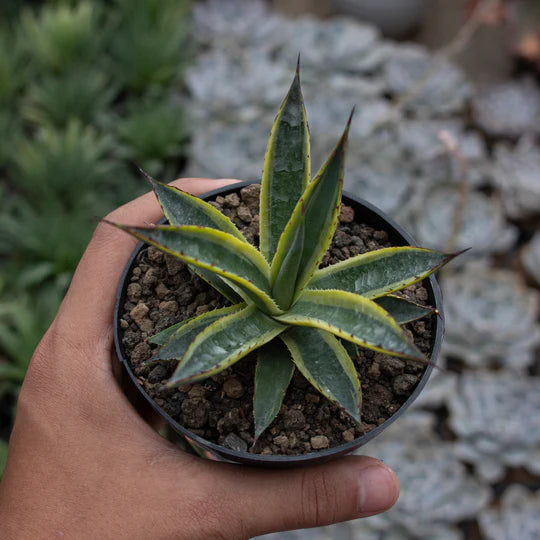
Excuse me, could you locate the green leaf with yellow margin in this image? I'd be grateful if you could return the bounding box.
[253,339,295,440]
[376,294,436,325]
[270,109,353,309]
[142,169,245,241]
[308,246,455,299]
[275,289,423,360]
[167,305,286,386]
[107,222,283,316]
[144,305,246,365]
[281,327,361,423]
[259,59,310,263]
[142,170,244,303]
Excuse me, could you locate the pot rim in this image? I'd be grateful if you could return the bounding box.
[113,181,444,466]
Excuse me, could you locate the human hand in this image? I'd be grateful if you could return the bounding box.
[0,178,400,540]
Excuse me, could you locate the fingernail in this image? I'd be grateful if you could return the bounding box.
[357,464,399,515]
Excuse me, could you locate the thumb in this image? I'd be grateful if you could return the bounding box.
[209,455,399,538]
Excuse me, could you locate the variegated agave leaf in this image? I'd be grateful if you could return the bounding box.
[308,246,456,298]
[259,58,310,264]
[270,109,353,310]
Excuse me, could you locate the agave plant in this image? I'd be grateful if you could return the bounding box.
[110,66,456,439]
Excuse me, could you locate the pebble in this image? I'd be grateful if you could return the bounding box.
[165,254,184,276]
[223,378,245,398]
[147,246,164,264]
[373,230,388,242]
[224,193,240,208]
[141,268,158,288]
[339,205,355,223]
[236,204,252,223]
[380,357,406,377]
[393,374,419,396]
[181,398,209,428]
[310,435,330,449]
[130,342,152,364]
[240,184,260,209]
[148,364,168,383]
[127,282,142,302]
[223,433,248,452]
[159,300,178,316]
[155,282,170,299]
[342,429,355,443]
[119,318,129,329]
[130,302,154,332]
[416,287,429,301]
[334,230,352,247]
[273,435,289,450]
[283,409,306,430]
[188,384,206,398]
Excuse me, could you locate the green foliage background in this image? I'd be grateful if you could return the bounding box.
[0,0,193,460]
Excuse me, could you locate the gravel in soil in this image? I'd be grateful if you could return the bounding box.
[120,184,434,456]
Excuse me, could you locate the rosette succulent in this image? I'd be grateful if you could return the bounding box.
[110,66,456,439]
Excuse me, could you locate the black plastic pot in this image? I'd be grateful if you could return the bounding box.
[113,181,444,467]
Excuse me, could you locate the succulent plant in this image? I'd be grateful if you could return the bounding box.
[472,78,540,138]
[442,261,540,370]
[410,186,518,256]
[479,486,540,540]
[448,371,540,483]
[493,136,540,219]
[112,68,456,439]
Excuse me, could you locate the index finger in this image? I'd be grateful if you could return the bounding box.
[57,177,241,345]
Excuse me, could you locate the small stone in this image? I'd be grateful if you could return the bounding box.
[236,204,252,223]
[181,398,209,428]
[393,374,419,396]
[141,268,158,288]
[310,435,330,449]
[305,393,320,404]
[380,357,405,377]
[148,364,168,383]
[342,429,355,443]
[188,384,206,398]
[155,282,170,300]
[195,305,209,316]
[373,230,388,242]
[130,302,154,332]
[339,204,354,223]
[223,378,245,399]
[130,342,152,364]
[240,184,261,208]
[119,318,129,329]
[334,230,352,247]
[159,300,178,316]
[368,361,381,378]
[127,282,142,302]
[165,254,184,276]
[147,246,164,264]
[176,285,194,306]
[288,432,298,448]
[415,287,429,302]
[222,432,248,452]
[224,193,241,207]
[215,196,225,205]
[283,409,306,430]
[273,435,289,450]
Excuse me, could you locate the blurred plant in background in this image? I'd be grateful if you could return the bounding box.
[0,0,192,471]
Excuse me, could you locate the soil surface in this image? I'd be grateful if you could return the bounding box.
[120,184,434,455]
